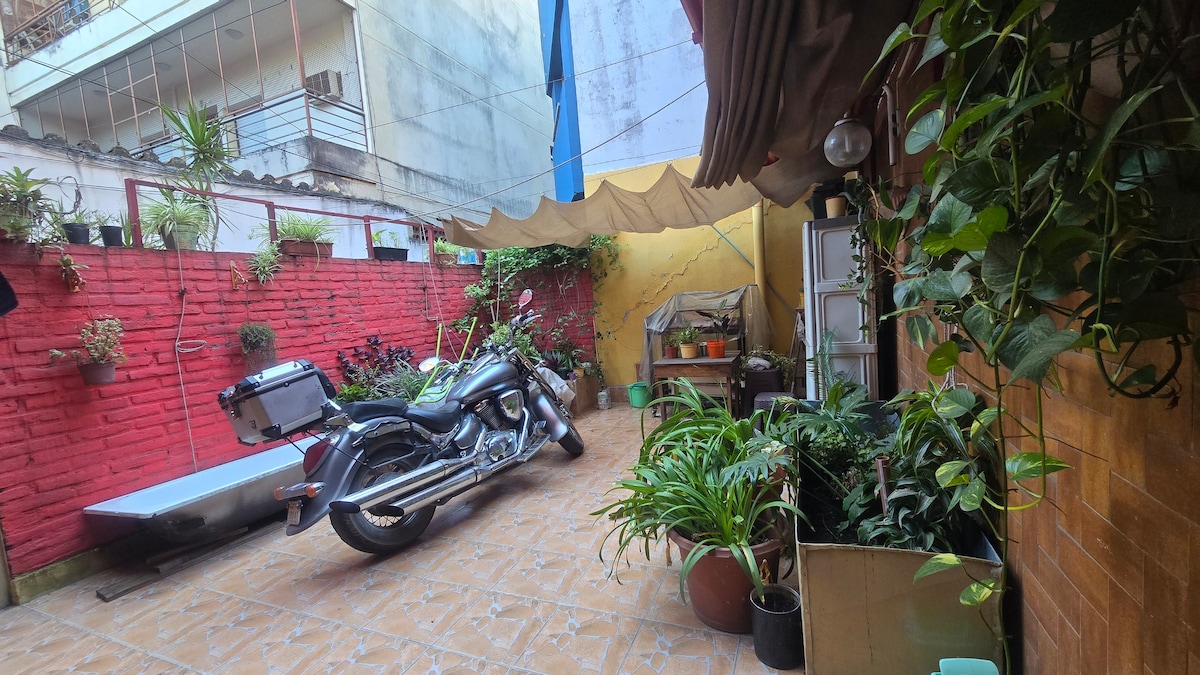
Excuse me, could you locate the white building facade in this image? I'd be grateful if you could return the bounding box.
[1,0,555,223]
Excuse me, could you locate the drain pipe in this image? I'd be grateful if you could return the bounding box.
[752,200,767,296]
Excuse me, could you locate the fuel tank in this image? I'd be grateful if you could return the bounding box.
[449,359,520,406]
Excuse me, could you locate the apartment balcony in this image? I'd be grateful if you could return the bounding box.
[1,0,126,64]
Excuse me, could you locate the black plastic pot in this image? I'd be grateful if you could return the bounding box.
[373,246,408,261]
[63,222,90,245]
[100,225,124,247]
[751,583,804,670]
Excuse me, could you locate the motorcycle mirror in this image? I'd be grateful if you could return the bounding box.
[517,288,533,308]
[418,356,440,373]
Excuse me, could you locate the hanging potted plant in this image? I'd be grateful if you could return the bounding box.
[49,315,127,385]
[593,378,805,634]
[238,321,278,375]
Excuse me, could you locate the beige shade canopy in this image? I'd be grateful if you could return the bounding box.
[443,165,760,249]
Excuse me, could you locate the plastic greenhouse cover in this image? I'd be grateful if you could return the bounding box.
[639,285,773,383]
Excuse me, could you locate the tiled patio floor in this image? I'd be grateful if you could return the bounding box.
[0,405,800,674]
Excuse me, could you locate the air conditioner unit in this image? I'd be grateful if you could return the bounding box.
[304,70,343,100]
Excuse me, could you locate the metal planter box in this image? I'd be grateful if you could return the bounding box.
[218,360,334,444]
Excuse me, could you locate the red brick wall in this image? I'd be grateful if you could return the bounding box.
[0,243,495,575]
[893,310,1199,673]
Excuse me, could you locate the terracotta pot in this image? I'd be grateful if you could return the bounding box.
[706,340,727,358]
[664,345,680,359]
[279,239,333,258]
[679,343,699,359]
[668,529,782,633]
[78,362,117,385]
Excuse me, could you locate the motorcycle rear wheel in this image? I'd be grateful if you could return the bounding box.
[559,423,585,456]
[329,443,436,554]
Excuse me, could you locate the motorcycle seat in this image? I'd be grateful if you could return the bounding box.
[340,398,410,421]
[403,400,463,433]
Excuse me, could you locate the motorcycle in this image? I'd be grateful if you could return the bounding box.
[218,289,585,554]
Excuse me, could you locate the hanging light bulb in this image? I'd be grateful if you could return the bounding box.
[823,117,873,168]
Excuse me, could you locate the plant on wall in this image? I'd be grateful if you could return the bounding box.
[859,0,1198,668]
[49,315,127,385]
[457,236,620,349]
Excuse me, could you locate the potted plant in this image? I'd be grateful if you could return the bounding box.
[662,330,682,359]
[275,213,334,258]
[674,324,700,359]
[697,300,738,358]
[370,229,409,261]
[89,210,124,247]
[0,167,53,242]
[238,322,278,375]
[142,193,212,250]
[593,378,805,634]
[49,315,127,385]
[45,204,90,245]
[433,238,464,264]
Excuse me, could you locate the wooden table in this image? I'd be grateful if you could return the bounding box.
[651,351,740,418]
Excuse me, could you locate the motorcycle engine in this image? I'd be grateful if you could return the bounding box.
[474,389,523,430]
[483,429,519,462]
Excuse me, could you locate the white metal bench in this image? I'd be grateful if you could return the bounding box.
[84,440,316,542]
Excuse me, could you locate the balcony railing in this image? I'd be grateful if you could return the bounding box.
[3,0,126,64]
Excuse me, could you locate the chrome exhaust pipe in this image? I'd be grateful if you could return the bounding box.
[385,439,548,516]
[329,454,473,514]
[389,466,479,515]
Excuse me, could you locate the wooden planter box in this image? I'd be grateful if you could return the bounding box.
[797,539,1003,674]
[279,239,333,258]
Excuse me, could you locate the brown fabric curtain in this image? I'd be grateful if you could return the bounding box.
[443,165,761,249]
[692,0,916,205]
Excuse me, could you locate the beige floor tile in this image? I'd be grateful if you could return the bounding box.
[363,577,484,644]
[566,558,666,618]
[434,590,553,662]
[492,548,589,602]
[516,605,640,675]
[621,620,741,675]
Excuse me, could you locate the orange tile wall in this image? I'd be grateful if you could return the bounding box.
[893,308,1199,674]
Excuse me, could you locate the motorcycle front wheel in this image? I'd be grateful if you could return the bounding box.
[329,442,436,554]
[559,422,585,457]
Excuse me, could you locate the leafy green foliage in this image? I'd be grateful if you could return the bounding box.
[456,237,620,348]
[864,1,1198,402]
[246,244,283,284]
[237,322,276,353]
[593,378,805,600]
[335,336,417,403]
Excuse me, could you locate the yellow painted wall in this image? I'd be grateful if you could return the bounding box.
[588,158,814,388]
